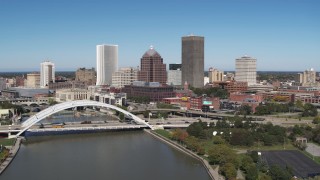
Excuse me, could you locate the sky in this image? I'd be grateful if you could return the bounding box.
[0,0,319,72]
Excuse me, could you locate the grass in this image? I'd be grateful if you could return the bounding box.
[301,150,320,164]
[154,129,171,139]
[0,138,16,146]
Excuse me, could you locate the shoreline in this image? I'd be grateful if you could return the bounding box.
[0,137,21,175]
[144,129,222,180]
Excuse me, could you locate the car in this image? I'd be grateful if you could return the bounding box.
[167,122,172,124]
[185,121,190,124]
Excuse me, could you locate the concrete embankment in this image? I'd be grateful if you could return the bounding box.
[0,138,22,174]
[144,129,222,180]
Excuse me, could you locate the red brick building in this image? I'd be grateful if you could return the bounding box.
[211,81,248,94]
[229,92,264,103]
[123,83,174,102]
[138,46,167,85]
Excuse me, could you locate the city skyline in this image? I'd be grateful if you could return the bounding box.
[0,0,319,72]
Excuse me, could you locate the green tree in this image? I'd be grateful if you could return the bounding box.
[313,116,320,124]
[302,103,318,117]
[221,163,237,180]
[186,122,204,137]
[185,136,199,151]
[48,98,58,105]
[119,113,125,120]
[212,136,226,144]
[246,164,258,180]
[239,105,252,115]
[208,144,238,166]
[230,129,254,146]
[269,165,293,180]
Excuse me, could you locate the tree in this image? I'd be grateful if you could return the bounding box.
[313,116,320,124]
[212,136,226,144]
[186,122,204,137]
[48,98,58,106]
[208,144,238,166]
[230,129,254,146]
[185,136,199,151]
[171,128,188,143]
[239,105,252,115]
[302,103,318,117]
[240,155,254,172]
[220,163,237,180]
[269,165,293,180]
[119,113,125,120]
[246,164,258,180]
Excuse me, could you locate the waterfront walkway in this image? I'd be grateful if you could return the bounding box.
[145,129,224,180]
[0,138,21,174]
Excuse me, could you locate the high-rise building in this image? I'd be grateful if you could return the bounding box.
[235,56,257,86]
[40,61,55,88]
[76,67,96,85]
[299,68,317,86]
[181,35,204,88]
[138,46,167,84]
[208,67,224,82]
[96,44,118,86]
[112,67,138,88]
[27,73,40,88]
[167,63,182,86]
[0,77,6,91]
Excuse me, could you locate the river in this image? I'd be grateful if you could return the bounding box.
[1,131,211,180]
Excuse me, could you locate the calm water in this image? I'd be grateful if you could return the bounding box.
[1,131,211,180]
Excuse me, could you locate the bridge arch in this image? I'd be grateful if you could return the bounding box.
[15,100,153,137]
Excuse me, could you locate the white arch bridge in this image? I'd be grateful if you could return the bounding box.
[14,100,154,137]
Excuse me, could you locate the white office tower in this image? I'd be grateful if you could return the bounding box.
[40,61,55,88]
[96,44,118,86]
[235,55,257,86]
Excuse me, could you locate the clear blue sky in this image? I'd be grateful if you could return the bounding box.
[0,0,319,72]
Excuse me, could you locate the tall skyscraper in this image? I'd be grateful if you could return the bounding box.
[235,55,257,86]
[96,44,118,86]
[181,35,204,88]
[40,61,55,88]
[167,63,182,86]
[138,46,167,84]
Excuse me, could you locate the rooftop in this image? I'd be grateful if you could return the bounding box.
[142,46,161,58]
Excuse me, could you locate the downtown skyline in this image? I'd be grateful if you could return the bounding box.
[0,0,319,72]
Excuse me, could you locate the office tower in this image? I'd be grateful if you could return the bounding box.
[76,67,96,85]
[96,44,118,86]
[40,61,55,88]
[235,55,257,86]
[138,46,167,84]
[182,35,204,88]
[208,67,224,82]
[167,64,182,86]
[299,68,316,86]
[0,77,6,91]
[112,67,138,88]
[27,73,40,88]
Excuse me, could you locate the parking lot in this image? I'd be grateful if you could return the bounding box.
[261,150,320,178]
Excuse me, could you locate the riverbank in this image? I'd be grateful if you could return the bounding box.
[144,129,223,180]
[0,137,21,174]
